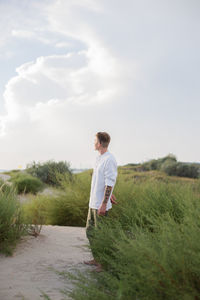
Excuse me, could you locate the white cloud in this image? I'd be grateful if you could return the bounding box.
[55,42,72,48]
[11,29,51,44]
[4,50,116,105]
[0,47,119,139]
[11,30,35,39]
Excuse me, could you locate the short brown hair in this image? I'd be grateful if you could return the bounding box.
[96,132,111,148]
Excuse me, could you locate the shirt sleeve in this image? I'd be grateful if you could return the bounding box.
[104,158,118,187]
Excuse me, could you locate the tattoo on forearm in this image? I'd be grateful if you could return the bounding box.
[103,186,112,204]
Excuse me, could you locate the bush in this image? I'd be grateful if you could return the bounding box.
[163,162,199,179]
[142,154,177,171]
[160,160,178,175]
[176,163,199,178]
[26,160,72,186]
[134,155,200,179]
[10,172,44,194]
[0,187,27,255]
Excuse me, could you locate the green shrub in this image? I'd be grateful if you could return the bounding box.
[176,163,199,178]
[10,172,44,194]
[26,160,72,186]
[163,162,199,179]
[142,154,177,171]
[160,159,177,175]
[0,187,27,255]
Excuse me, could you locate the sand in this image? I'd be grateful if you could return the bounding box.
[0,225,92,300]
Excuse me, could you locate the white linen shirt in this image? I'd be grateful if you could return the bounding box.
[89,151,118,211]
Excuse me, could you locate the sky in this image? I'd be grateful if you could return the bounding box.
[0,0,199,170]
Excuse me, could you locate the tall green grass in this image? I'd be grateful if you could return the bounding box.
[62,179,200,300]
[0,186,27,255]
[0,178,12,193]
[47,172,90,226]
[22,171,91,226]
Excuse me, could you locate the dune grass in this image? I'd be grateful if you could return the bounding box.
[21,171,91,226]
[0,186,28,255]
[53,173,200,300]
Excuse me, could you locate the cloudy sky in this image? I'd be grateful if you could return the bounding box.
[0,0,199,170]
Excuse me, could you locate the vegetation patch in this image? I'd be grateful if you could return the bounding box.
[10,172,44,194]
[63,179,200,300]
[26,160,72,186]
[0,187,27,255]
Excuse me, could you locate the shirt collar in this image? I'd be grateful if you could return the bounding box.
[99,150,109,157]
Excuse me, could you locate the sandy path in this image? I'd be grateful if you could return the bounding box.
[0,226,92,300]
